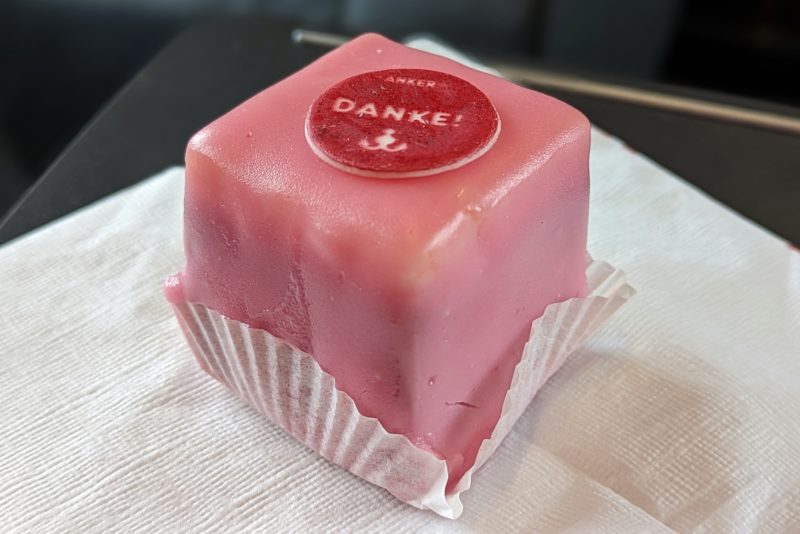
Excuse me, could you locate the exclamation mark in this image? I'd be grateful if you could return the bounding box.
[454,114,462,127]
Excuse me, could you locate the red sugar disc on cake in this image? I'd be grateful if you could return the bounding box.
[305,69,500,178]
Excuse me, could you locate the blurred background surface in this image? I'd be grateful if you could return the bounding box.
[1,0,799,219]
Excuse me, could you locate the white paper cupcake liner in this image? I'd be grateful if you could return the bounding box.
[171,257,634,519]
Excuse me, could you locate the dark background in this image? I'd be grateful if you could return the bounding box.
[1,0,799,221]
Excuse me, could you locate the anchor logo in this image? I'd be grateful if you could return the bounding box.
[359,129,408,152]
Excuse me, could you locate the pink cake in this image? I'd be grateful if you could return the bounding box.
[166,34,590,488]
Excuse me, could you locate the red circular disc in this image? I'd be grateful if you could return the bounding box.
[305,69,500,178]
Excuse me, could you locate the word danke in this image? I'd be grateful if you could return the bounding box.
[331,97,457,126]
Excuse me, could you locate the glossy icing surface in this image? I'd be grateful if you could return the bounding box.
[167,34,590,487]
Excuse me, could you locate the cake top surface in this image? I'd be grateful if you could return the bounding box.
[187,33,588,270]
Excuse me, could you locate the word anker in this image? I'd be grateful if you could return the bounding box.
[384,75,436,88]
[332,97,457,126]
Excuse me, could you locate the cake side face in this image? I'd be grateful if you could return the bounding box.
[173,33,590,484]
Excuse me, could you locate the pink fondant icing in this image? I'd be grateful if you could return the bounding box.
[167,34,590,488]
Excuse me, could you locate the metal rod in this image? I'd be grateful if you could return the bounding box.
[291,29,349,48]
[292,28,800,135]
[495,64,800,136]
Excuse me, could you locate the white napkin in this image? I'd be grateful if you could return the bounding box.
[2,127,799,532]
[0,127,800,532]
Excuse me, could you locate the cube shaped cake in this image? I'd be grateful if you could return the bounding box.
[166,34,590,487]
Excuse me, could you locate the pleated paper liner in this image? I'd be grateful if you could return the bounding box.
[171,258,634,519]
